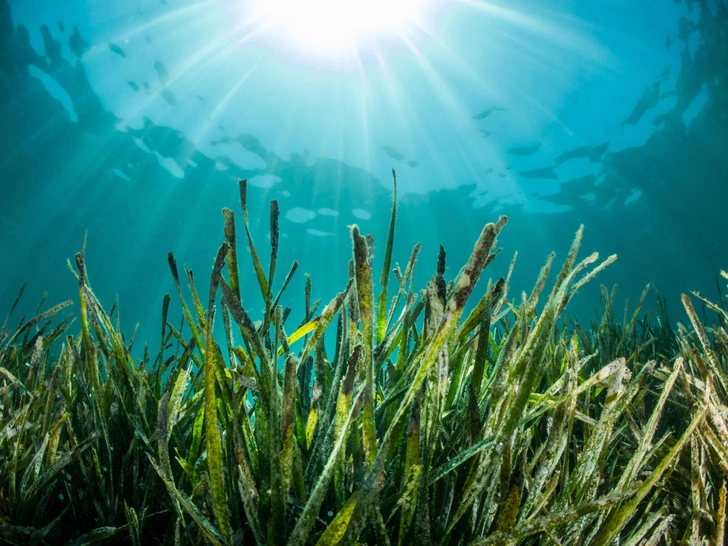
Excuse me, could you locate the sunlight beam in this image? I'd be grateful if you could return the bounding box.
[243,0,432,57]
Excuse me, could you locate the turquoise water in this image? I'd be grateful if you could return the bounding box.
[1,0,726,345]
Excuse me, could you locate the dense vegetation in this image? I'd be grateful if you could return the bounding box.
[1,175,726,545]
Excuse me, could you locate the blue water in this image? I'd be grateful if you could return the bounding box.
[1,0,726,346]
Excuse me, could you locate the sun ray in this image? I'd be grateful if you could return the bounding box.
[232,0,443,60]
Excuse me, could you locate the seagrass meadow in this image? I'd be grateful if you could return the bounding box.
[1,175,727,546]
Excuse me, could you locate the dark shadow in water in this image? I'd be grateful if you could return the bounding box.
[0,0,727,346]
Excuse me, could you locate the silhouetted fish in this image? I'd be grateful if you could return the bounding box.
[382,145,405,161]
[554,142,609,164]
[154,61,169,86]
[142,82,150,91]
[128,81,139,91]
[160,88,176,106]
[666,36,674,49]
[473,108,493,120]
[69,26,88,58]
[479,130,491,137]
[473,106,506,120]
[109,43,126,58]
[519,166,558,180]
[621,80,660,128]
[57,20,64,33]
[407,160,418,168]
[508,145,539,157]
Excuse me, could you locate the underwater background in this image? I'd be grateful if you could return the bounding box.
[1,0,727,346]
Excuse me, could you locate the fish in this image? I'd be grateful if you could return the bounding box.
[519,166,559,180]
[69,26,88,58]
[128,81,139,91]
[508,145,539,157]
[160,88,176,106]
[473,106,506,120]
[554,142,609,164]
[109,43,126,58]
[473,108,493,120]
[57,20,64,33]
[621,80,660,128]
[154,61,169,87]
[407,160,418,168]
[381,145,405,161]
[666,36,674,49]
[479,130,491,137]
